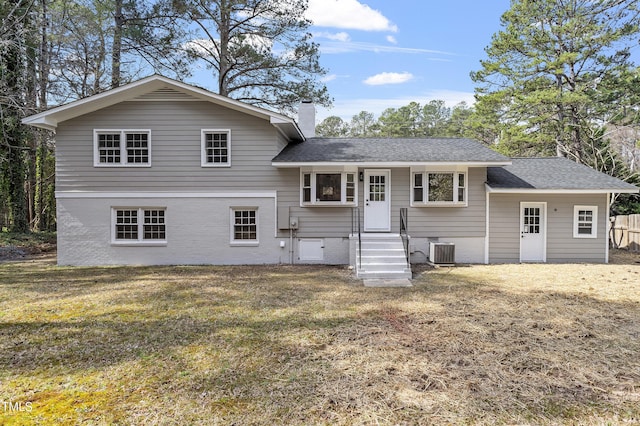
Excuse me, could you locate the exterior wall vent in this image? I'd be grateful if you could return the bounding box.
[429,242,455,264]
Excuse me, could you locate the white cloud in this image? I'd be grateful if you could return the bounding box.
[307,0,397,32]
[321,74,338,83]
[319,40,454,57]
[313,31,351,42]
[364,72,414,86]
[386,35,397,44]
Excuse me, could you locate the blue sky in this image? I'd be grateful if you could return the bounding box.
[305,0,512,122]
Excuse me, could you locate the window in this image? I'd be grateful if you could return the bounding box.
[94,130,151,166]
[573,206,598,238]
[412,171,466,206]
[301,171,357,206]
[202,129,231,167]
[112,208,166,244]
[231,208,258,245]
[413,173,424,202]
[316,173,341,201]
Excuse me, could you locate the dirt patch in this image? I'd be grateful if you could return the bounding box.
[610,248,640,264]
[0,232,56,262]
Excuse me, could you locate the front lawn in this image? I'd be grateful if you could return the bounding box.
[1,255,639,424]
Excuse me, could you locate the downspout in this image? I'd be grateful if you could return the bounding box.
[484,189,490,264]
[605,193,611,264]
[289,228,294,264]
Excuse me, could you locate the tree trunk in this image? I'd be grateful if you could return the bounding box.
[2,0,29,232]
[35,0,51,231]
[112,0,124,88]
[218,0,230,96]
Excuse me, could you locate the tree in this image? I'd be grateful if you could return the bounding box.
[377,102,423,137]
[47,0,189,102]
[444,102,473,138]
[420,100,450,136]
[349,111,377,137]
[111,0,190,88]
[178,0,330,114]
[0,0,31,232]
[472,0,640,167]
[315,116,348,137]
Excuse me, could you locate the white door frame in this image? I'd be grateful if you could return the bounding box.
[519,201,547,262]
[364,169,391,232]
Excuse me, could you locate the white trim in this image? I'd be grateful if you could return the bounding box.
[485,192,490,264]
[230,207,259,246]
[299,170,358,207]
[573,205,598,239]
[486,184,638,194]
[410,170,468,207]
[274,161,511,168]
[519,202,547,263]
[110,207,168,246]
[56,191,277,199]
[201,129,231,167]
[363,169,391,232]
[93,129,152,167]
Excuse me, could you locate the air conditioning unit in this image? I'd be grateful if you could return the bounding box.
[429,242,455,265]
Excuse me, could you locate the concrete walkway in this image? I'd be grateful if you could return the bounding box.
[363,278,412,288]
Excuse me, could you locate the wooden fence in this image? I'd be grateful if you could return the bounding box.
[610,214,640,252]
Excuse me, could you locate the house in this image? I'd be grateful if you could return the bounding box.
[22,75,639,276]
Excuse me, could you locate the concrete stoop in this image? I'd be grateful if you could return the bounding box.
[355,233,412,281]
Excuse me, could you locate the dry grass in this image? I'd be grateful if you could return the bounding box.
[1,251,639,425]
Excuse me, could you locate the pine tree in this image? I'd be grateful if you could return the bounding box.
[472,0,640,166]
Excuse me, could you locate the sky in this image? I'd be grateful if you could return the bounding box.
[185,0,513,123]
[304,0,512,122]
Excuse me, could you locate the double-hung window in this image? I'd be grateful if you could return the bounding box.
[230,208,258,245]
[112,208,166,245]
[412,171,467,206]
[301,171,357,206]
[201,129,231,167]
[94,130,151,166]
[573,206,598,238]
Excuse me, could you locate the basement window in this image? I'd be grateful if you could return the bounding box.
[112,208,167,245]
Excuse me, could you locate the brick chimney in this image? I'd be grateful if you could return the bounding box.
[298,100,316,138]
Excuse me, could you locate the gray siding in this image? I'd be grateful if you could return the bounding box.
[279,167,488,240]
[56,100,286,191]
[407,167,486,238]
[56,99,491,244]
[488,193,608,263]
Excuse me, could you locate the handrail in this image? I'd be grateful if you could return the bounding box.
[351,207,362,270]
[399,207,410,265]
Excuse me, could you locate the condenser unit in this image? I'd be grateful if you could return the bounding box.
[429,242,455,264]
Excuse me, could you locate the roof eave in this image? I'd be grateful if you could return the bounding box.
[270,117,304,141]
[272,160,512,168]
[485,183,639,194]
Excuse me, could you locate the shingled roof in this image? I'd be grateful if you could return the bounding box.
[487,157,638,192]
[272,137,510,165]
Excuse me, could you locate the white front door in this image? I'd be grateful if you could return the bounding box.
[520,202,546,262]
[364,170,391,232]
